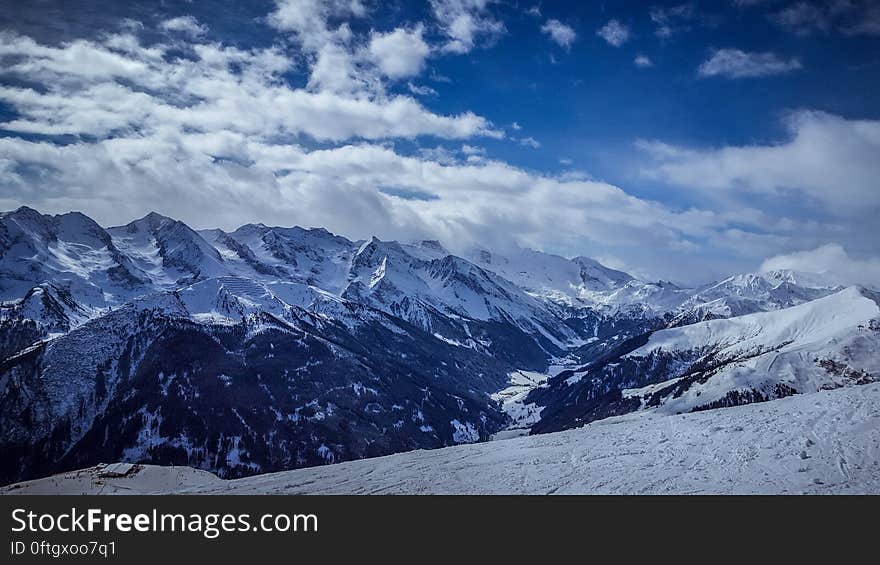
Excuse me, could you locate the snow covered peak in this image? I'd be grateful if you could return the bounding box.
[642,286,877,358]
[678,268,844,321]
[0,207,146,304]
[1,206,870,371]
[108,212,226,283]
[571,256,633,288]
[351,237,414,273]
[2,207,112,249]
[466,246,642,310]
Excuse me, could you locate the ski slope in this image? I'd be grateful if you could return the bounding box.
[6,383,880,495]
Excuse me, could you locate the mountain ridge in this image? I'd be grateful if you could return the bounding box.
[1,206,875,486]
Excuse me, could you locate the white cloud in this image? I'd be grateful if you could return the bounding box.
[0,134,728,266]
[268,0,371,94]
[269,0,367,49]
[541,19,577,48]
[596,20,630,47]
[307,42,368,94]
[698,48,802,78]
[159,16,207,37]
[0,32,500,142]
[460,144,485,156]
[517,136,541,148]
[368,25,431,79]
[634,54,653,68]
[430,0,505,54]
[638,111,880,213]
[407,82,437,96]
[761,244,880,289]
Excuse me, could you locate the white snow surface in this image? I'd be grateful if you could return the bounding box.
[7,383,880,495]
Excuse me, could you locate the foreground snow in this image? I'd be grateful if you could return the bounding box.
[6,384,880,495]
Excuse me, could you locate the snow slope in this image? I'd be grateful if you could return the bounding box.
[631,286,880,413]
[7,383,880,495]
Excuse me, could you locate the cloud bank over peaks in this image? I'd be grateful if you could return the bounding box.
[762,244,880,289]
[638,111,880,212]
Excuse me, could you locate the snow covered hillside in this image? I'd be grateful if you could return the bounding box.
[7,383,880,495]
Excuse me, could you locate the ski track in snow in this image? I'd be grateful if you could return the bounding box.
[7,383,880,495]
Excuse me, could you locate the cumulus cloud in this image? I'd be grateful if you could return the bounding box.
[596,19,630,46]
[0,132,731,262]
[268,0,373,94]
[269,0,367,49]
[541,19,577,48]
[0,32,499,142]
[368,25,431,79]
[761,244,880,289]
[634,54,654,68]
[698,48,802,78]
[159,16,207,37]
[429,0,505,54]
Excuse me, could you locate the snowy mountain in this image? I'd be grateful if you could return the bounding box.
[1,205,877,486]
[107,212,229,286]
[530,286,880,433]
[670,269,844,326]
[467,247,633,306]
[0,206,147,306]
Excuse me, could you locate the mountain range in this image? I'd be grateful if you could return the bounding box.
[1,206,877,485]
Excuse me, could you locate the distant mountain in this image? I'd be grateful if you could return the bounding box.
[670,270,844,326]
[530,286,880,433]
[108,212,228,285]
[0,206,875,485]
[0,206,147,305]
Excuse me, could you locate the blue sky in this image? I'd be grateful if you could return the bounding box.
[1,0,880,284]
